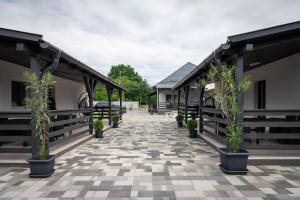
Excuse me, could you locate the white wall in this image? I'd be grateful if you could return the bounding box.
[0,59,85,111]
[244,52,300,110]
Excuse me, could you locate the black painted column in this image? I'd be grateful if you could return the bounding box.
[157,88,159,111]
[198,87,205,134]
[184,86,190,124]
[84,77,96,134]
[29,56,41,158]
[235,56,244,135]
[119,89,123,120]
[177,89,181,114]
[106,85,114,125]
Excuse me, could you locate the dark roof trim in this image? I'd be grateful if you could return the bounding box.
[0,27,42,42]
[173,21,300,90]
[0,28,125,91]
[228,21,300,43]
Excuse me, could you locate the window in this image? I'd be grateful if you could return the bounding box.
[11,81,26,107]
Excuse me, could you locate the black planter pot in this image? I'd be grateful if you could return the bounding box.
[113,122,119,128]
[218,148,249,174]
[189,129,197,138]
[95,130,103,138]
[177,121,183,127]
[27,155,56,178]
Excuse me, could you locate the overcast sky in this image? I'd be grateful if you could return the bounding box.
[0,0,300,85]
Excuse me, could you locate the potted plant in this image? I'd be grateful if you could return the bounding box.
[24,71,56,178]
[176,114,184,127]
[187,119,198,138]
[112,115,120,128]
[94,119,104,138]
[197,64,251,174]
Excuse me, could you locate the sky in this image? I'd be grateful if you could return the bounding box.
[0,0,300,85]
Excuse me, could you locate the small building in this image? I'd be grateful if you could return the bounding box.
[0,28,125,156]
[173,21,300,150]
[150,62,196,112]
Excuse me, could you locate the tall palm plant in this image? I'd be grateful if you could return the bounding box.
[24,71,55,160]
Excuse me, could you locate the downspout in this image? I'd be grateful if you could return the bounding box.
[38,41,62,77]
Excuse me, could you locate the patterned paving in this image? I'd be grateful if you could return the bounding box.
[0,110,300,199]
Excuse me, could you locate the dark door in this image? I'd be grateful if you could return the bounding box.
[255,80,266,109]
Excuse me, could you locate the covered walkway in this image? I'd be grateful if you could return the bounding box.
[0,110,300,199]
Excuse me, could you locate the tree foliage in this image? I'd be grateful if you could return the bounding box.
[196,64,251,153]
[24,71,55,160]
[94,64,152,104]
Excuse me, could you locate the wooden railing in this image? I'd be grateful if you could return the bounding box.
[93,106,121,119]
[178,103,199,120]
[0,111,32,153]
[243,109,300,149]
[0,109,92,153]
[158,102,176,110]
[48,109,91,145]
[202,108,300,149]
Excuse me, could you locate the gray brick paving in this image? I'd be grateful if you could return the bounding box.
[0,110,300,199]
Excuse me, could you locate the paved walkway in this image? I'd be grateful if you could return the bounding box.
[0,110,300,199]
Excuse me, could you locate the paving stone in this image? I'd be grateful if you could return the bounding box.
[0,110,300,199]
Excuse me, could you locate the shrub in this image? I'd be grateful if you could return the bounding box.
[112,115,120,123]
[176,114,184,122]
[191,113,197,120]
[94,119,104,131]
[187,119,197,131]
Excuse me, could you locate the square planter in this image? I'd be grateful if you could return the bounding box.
[95,130,103,138]
[189,129,197,138]
[27,155,56,178]
[177,121,183,127]
[113,122,119,128]
[218,148,249,175]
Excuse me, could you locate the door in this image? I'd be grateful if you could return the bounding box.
[254,80,266,109]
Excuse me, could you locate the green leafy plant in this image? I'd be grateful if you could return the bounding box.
[190,113,197,120]
[24,71,55,160]
[176,114,184,122]
[93,119,104,131]
[187,119,198,131]
[112,115,120,123]
[196,64,251,153]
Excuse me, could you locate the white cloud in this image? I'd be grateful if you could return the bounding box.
[0,0,299,85]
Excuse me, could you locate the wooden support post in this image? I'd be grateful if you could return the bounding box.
[84,77,96,134]
[184,86,190,124]
[119,89,123,120]
[29,56,41,158]
[235,56,244,136]
[177,89,181,114]
[157,88,159,111]
[106,85,114,125]
[147,96,151,112]
[198,87,204,133]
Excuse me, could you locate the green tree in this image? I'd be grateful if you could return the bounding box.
[94,64,152,104]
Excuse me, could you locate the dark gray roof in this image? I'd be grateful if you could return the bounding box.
[173,21,300,90]
[155,62,196,89]
[0,27,125,91]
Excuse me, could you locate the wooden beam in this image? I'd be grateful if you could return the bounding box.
[184,85,190,124]
[199,87,204,133]
[106,85,114,125]
[119,89,123,120]
[177,89,181,114]
[235,55,244,136]
[83,76,94,134]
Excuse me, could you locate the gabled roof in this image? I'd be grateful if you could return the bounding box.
[0,27,125,91]
[173,21,300,90]
[155,62,196,89]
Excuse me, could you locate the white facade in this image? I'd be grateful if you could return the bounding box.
[214,52,300,110]
[0,59,85,111]
[244,52,300,110]
[157,87,200,110]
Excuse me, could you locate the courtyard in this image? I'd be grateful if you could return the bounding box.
[0,110,300,199]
